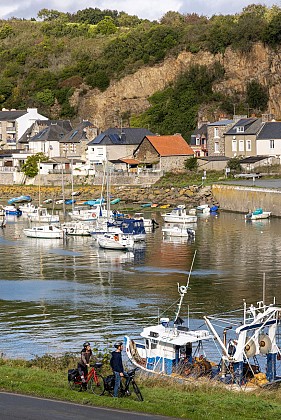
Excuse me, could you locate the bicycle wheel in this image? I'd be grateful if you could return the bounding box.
[87,374,105,396]
[131,380,144,401]
[68,380,81,392]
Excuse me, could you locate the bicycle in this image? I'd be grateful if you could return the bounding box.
[68,362,105,395]
[103,367,143,401]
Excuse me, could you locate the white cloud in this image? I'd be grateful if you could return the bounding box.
[0,0,279,20]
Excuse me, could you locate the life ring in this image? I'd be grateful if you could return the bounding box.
[92,212,96,217]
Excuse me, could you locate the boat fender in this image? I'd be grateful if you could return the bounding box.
[179,285,187,294]
[92,213,96,217]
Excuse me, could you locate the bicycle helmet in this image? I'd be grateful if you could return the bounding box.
[83,341,91,347]
[114,341,123,348]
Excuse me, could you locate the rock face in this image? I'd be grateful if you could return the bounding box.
[72,43,281,130]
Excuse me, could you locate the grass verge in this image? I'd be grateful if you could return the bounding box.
[0,358,280,419]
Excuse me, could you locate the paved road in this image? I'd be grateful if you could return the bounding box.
[0,392,177,420]
[222,178,281,189]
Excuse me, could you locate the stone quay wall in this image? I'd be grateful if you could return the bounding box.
[212,184,281,216]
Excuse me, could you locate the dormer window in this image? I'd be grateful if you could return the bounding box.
[236,126,244,133]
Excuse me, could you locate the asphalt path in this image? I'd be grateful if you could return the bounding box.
[222,178,281,189]
[0,392,178,420]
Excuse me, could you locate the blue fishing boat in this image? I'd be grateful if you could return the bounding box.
[8,195,32,205]
[65,199,76,205]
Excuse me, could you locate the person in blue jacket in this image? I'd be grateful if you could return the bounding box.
[110,341,129,397]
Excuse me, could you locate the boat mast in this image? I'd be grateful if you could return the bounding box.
[174,250,197,323]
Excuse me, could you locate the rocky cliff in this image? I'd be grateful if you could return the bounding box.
[72,43,281,129]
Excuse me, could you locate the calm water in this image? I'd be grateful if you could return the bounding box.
[0,211,281,359]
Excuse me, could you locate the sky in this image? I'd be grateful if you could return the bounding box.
[0,1,280,21]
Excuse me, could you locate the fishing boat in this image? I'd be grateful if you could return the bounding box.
[245,208,271,220]
[4,205,22,216]
[23,224,64,239]
[125,253,214,377]
[8,195,32,205]
[27,207,59,223]
[161,205,197,224]
[204,284,281,387]
[97,232,134,251]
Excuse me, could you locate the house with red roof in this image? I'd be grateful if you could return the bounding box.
[133,134,194,172]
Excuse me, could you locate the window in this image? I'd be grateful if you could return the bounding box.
[246,140,251,151]
[214,142,219,153]
[270,139,275,149]
[236,126,244,133]
[232,139,237,152]
[196,136,200,146]
[214,127,219,138]
[239,140,244,152]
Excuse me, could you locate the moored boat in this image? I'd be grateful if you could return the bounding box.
[245,208,271,220]
[23,224,64,239]
[161,205,197,224]
[125,253,214,377]
[4,205,22,216]
[97,232,134,250]
[27,207,59,223]
[8,195,32,205]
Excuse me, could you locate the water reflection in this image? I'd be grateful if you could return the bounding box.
[0,212,281,358]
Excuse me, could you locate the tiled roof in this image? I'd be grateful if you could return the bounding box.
[145,135,194,156]
[30,124,70,142]
[240,156,268,163]
[60,121,95,143]
[257,122,281,139]
[208,119,233,126]
[119,158,140,164]
[0,110,26,120]
[88,128,155,146]
[225,118,262,135]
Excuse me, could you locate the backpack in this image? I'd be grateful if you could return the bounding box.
[104,374,115,390]
[68,368,79,381]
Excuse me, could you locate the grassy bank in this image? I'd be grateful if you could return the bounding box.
[0,357,280,419]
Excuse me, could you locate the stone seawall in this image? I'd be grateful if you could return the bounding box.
[212,184,281,216]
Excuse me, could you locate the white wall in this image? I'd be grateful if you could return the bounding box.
[256,139,281,156]
[16,108,48,140]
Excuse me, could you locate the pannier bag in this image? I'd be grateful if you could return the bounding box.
[68,368,79,381]
[104,374,115,390]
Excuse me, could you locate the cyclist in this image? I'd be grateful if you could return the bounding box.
[110,341,129,397]
[77,341,92,388]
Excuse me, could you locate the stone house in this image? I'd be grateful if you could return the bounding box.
[133,134,194,172]
[60,120,98,161]
[224,118,262,158]
[207,119,234,156]
[0,108,48,149]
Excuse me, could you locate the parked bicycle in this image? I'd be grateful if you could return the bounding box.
[103,367,143,401]
[68,362,105,395]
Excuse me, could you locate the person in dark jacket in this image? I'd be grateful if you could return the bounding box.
[77,341,92,388]
[110,341,129,397]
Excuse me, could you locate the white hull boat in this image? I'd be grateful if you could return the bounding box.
[23,225,64,239]
[161,205,197,224]
[61,221,95,236]
[162,224,196,239]
[18,203,38,214]
[196,204,210,214]
[245,209,271,220]
[27,207,59,223]
[97,232,134,250]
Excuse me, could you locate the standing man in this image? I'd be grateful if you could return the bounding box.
[110,341,129,397]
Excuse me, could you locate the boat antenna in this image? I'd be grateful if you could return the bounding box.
[174,250,197,323]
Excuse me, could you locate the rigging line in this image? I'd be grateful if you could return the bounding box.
[186,249,197,289]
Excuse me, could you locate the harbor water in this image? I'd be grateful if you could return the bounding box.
[0,211,281,359]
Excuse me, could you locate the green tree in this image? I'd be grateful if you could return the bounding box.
[227,157,242,173]
[0,24,14,39]
[96,16,117,35]
[246,80,269,111]
[21,153,48,178]
[35,89,55,106]
[185,156,198,171]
